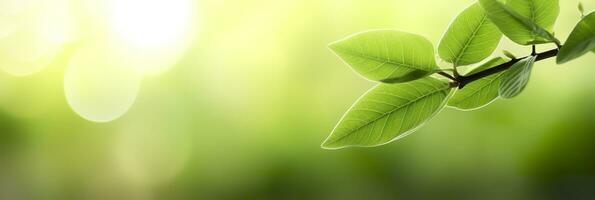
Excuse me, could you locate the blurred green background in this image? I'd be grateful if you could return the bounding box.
[1,0,595,199]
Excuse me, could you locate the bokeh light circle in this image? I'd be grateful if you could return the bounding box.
[0,0,75,76]
[0,29,61,76]
[64,44,141,123]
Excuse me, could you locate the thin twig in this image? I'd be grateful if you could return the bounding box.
[456,48,559,88]
[437,72,457,82]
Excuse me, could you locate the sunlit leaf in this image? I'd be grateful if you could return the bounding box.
[438,3,502,66]
[499,56,537,99]
[506,0,559,31]
[449,58,508,111]
[322,77,453,149]
[479,0,559,45]
[330,30,439,83]
[557,12,595,64]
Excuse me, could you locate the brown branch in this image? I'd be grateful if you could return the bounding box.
[437,71,457,81]
[456,48,559,89]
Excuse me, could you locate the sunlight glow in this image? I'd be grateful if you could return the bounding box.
[106,0,194,75]
[110,0,191,47]
[115,124,191,186]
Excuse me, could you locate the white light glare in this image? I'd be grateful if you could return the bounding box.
[110,0,192,47]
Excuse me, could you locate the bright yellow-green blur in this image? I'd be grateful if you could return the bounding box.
[1,0,595,199]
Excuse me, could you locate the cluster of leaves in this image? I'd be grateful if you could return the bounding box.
[322,0,595,149]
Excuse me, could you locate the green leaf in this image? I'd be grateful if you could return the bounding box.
[438,3,502,67]
[448,58,508,111]
[322,77,453,149]
[330,30,439,83]
[479,0,559,45]
[506,0,559,31]
[499,56,537,99]
[557,12,595,64]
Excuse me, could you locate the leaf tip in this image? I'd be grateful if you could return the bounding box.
[556,53,569,64]
[320,138,343,150]
[327,41,340,51]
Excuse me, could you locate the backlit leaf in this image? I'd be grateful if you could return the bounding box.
[506,0,559,31]
[448,58,508,111]
[499,56,537,99]
[479,0,559,45]
[439,3,502,66]
[557,12,595,64]
[322,77,453,149]
[330,30,439,83]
